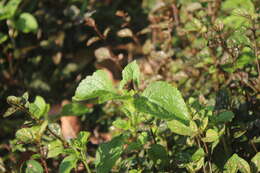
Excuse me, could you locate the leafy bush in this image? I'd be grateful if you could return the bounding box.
[1,0,260,172]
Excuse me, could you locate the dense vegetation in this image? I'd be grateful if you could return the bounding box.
[0,0,260,172]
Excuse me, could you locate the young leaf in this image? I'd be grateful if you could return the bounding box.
[95,135,125,173]
[202,129,219,143]
[119,60,140,90]
[15,13,38,33]
[215,111,234,123]
[32,96,49,119]
[134,81,190,123]
[25,160,43,173]
[167,120,193,136]
[61,103,90,116]
[59,155,78,173]
[73,70,117,103]
[251,152,260,173]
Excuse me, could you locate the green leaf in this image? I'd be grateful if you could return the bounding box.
[47,140,64,158]
[61,103,90,116]
[25,160,43,173]
[15,126,40,143]
[95,135,125,173]
[215,111,235,123]
[59,155,78,173]
[31,96,49,119]
[0,32,8,44]
[235,47,255,69]
[222,0,255,13]
[3,106,19,117]
[15,13,38,33]
[223,15,251,29]
[76,131,90,145]
[112,118,130,130]
[191,148,205,162]
[224,154,251,173]
[134,81,190,123]
[148,144,169,165]
[167,120,193,136]
[0,0,21,20]
[202,129,219,143]
[251,152,260,173]
[119,60,140,90]
[73,70,117,103]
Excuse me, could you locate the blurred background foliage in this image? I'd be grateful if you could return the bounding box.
[0,0,260,172]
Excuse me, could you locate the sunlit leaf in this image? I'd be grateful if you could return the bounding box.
[15,13,38,33]
[73,70,117,103]
[134,81,190,123]
[119,60,140,90]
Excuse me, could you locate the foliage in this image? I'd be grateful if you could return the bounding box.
[1,0,260,172]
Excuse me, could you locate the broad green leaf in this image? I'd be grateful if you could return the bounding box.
[191,148,205,162]
[15,126,40,143]
[222,0,255,13]
[0,32,8,44]
[119,60,140,90]
[59,155,78,173]
[215,111,234,123]
[167,120,193,136]
[148,144,169,163]
[0,0,21,20]
[95,135,125,173]
[47,140,64,158]
[61,103,90,116]
[134,81,190,123]
[251,152,260,173]
[224,154,251,173]
[73,70,117,103]
[15,13,38,33]
[25,160,43,173]
[202,129,218,143]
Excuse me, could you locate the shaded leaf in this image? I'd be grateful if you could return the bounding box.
[61,103,90,116]
[25,160,43,173]
[95,135,125,173]
[215,111,235,123]
[59,155,78,173]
